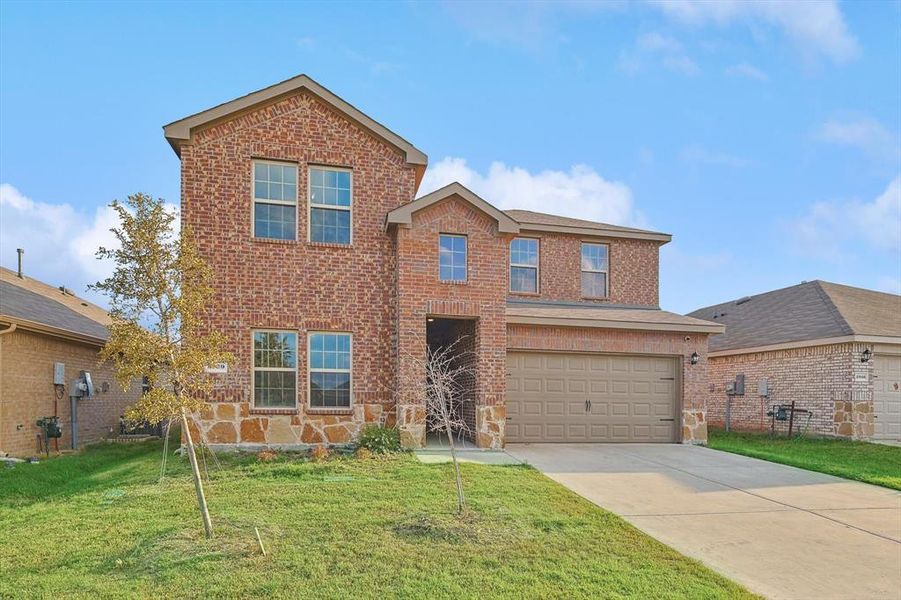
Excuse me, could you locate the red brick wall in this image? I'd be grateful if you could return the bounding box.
[395,196,512,448]
[706,343,874,438]
[179,91,417,446]
[507,324,710,443]
[0,329,141,457]
[510,232,660,307]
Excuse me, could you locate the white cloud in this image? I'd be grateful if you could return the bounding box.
[619,32,700,76]
[725,62,768,81]
[647,0,859,64]
[793,177,901,260]
[0,184,178,306]
[815,116,900,162]
[420,157,646,228]
[679,144,753,168]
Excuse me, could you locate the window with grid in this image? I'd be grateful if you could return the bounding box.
[253,331,297,408]
[253,162,297,240]
[309,167,351,244]
[309,332,352,408]
[510,237,539,293]
[581,243,609,298]
[439,234,467,282]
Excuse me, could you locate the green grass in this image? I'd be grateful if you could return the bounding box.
[0,439,754,600]
[709,429,901,490]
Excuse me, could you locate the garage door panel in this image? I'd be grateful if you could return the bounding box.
[507,351,678,443]
[874,354,901,441]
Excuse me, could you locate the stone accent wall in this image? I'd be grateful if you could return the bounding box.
[511,232,660,307]
[395,196,511,449]
[0,329,142,457]
[507,324,711,443]
[179,90,417,446]
[706,342,874,438]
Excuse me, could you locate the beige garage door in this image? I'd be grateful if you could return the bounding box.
[506,351,679,443]
[874,353,901,442]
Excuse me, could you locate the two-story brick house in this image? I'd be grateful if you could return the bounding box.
[163,75,723,450]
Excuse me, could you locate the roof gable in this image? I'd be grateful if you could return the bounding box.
[386,182,520,234]
[163,74,428,169]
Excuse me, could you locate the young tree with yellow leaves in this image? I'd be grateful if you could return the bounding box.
[92,193,230,539]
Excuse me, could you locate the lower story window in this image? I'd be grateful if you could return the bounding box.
[309,332,352,408]
[253,331,297,408]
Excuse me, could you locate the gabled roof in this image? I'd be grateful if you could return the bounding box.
[505,209,672,243]
[0,267,111,345]
[386,182,521,234]
[163,74,428,168]
[688,280,901,354]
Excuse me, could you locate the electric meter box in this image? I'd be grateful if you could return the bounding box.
[53,362,65,386]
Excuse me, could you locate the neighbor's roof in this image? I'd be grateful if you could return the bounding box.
[163,74,428,170]
[688,280,901,354]
[504,210,672,243]
[508,301,724,334]
[0,267,111,345]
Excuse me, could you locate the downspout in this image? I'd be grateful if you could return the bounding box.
[0,324,14,455]
[70,394,78,450]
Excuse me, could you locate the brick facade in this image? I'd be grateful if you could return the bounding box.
[174,82,709,450]
[512,232,659,306]
[0,329,142,457]
[507,324,710,443]
[706,342,874,438]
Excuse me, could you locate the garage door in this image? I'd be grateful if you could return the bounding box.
[874,353,901,442]
[506,351,679,443]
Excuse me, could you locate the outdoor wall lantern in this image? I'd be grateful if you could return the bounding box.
[690,352,700,365]
[861,348,871,363]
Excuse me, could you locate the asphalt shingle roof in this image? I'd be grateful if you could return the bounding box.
[503,209,668,237]
[688,280,901,352]
[0,267,111,343]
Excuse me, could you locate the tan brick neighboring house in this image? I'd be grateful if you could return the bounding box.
[163,74,723,450]
[0,266,143,457]
[689,281,901,441]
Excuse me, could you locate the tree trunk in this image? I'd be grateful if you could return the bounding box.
[181,407,213,539]
[438,392,466,513]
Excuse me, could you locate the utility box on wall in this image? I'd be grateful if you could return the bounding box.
[53,362,65,386]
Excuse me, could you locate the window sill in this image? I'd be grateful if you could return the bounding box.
[510,291,540,297]
[249,407,299,415]
[307,241,354,249]
[581,296,610,302]
[439,279,468,286]
[306,407,354,415]
[251,237,299,245]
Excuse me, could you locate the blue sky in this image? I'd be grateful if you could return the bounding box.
[1,0,899,313]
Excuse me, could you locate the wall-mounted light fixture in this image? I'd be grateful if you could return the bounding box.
[690,352,700,365]
[861,348,871,363]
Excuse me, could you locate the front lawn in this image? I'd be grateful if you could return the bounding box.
[708,429,901,490]
[0,439,753,599]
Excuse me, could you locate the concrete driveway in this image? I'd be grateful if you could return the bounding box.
[506,443,901,600]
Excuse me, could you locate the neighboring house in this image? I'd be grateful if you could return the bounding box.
[163,74,723,450]
[689,281,901,442]
[0,265,143,457]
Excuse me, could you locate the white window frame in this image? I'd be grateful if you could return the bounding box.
[307,331,353,410]
[438,233,468,282]
[251,160,299,241]
[307,165,353,245]
[581,242,609,299]
[510,237,540,294]
[251,329,298,409]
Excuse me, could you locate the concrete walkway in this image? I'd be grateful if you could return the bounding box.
[506,443,901,600]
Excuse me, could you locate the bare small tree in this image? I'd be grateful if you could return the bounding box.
[403,337,473,513]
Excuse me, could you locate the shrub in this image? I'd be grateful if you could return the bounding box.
[357,425,401,454]
[310,446,330,462]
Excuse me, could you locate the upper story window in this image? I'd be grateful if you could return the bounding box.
[253,330,297,408]
[309,167,352,244]
[439,234,467,282]
[581,243,609,299]
[510,237,539,293]
[253,161,297,241]
[309,332,352,408]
